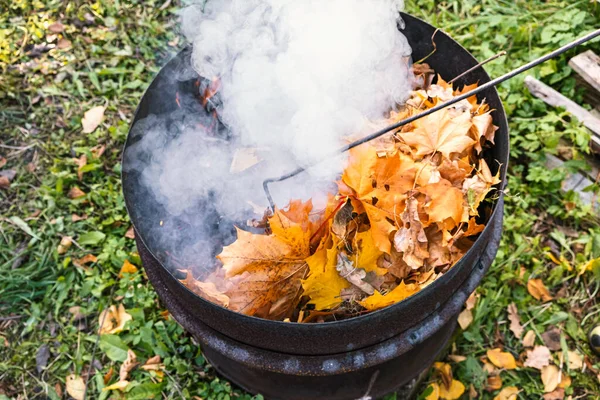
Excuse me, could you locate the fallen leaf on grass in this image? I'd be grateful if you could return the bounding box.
[90,144,106,159]
[558,374,571,389]
[485,375,502,391]
[82,106,106,133]
[543,388,565,400]
[73,254,97,269]
[57,38,72,49]
[522,330,536,347]
[465,292,478,310]
[98,304,132,334]
[73,154,87,180]
[524,345,551,370]
[103,367,113,384]
[527,279,553,302]
[493,386,519,400]
[72,214,88,222]
[57,236,72,254]
[0,156,6,168]
[125,226,135,239]
[457,309,473,330]
[119,349,138,381]
[487,348,517,370]
[507,302,523,339]
[447,355,467,363]
[541,326,562,351]
[424,383,440,400]
[65,374,85,400]
[561,350,583,370]
[541,364,560,393]
[438,379,465,400]
[433,362,453,389]
[118,260,138,278]
[102,381,129,392]
[48,22,64,33]
[141,355,163,371]
[68,186,86,199]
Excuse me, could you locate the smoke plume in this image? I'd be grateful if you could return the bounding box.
[125,0,415,273]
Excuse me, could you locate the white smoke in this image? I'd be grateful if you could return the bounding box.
[126,0,414,272]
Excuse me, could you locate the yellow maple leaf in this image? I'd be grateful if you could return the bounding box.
[359,281,419,311]
[302,242,350,310]
[399,108,475,158]
[420,179,466,229]
[487,348,517,370]
[98,304,132,335]
[438,379,465,400]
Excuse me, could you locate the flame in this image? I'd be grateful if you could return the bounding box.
[201,78,221,107]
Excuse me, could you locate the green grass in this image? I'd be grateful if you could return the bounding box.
[1,0,599,399]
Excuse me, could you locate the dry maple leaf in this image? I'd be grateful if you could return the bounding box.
[507,302,524,339]
[341,147,417,253]
[471,111,498,154]
[182,270,231,308]
[98,304,132,335]
[486,348,517,370]
[522,330,536,347]
[543,388,565,400]
[394,194,429,268]
[527,278,553,302]
[82,105,106,133]
[217,204,312,319]
[68,186,86,199]
[399,108,475,159]
[524,345,551,370]
[420,179,465,229]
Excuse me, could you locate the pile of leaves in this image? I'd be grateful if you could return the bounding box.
[182,70,501,322]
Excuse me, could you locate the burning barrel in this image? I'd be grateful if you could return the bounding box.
[123,13,508,400]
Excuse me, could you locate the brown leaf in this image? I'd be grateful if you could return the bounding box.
[0,175,11,189]
[485,375,502,391]
[73,154,87,181]
[465,292,478,310]
[141,355,163,371]
[182,270,230,308]
[542,326,562,351]
[57,38,72,49]
[447,355,467,363]
[72,214,88,222]
[57,236,73,255]
[527,278,553,302]
[68,186,86,199]
[98,304,132,334]
[73,254,97,269]
[65,374,85,400]
[522,330,536,347]
[399,108,475,158]
[0,156,6,168]
[82,106,106,133]
[524,345,551,370]
[90,144,106,158]
[457,309,473,330]
[119,349,138,381]
[125,226,135,239]
[507,302,524,339]
[543,388,565,400]
[48,22,65,33]
[394,194,429,268]
[541,365,560,393]
[217,203,312,319]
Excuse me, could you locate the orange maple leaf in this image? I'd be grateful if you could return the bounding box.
[341,146,416,253]
[420,179,466,229]
[216,203,313,319]
[399,108,475,158]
